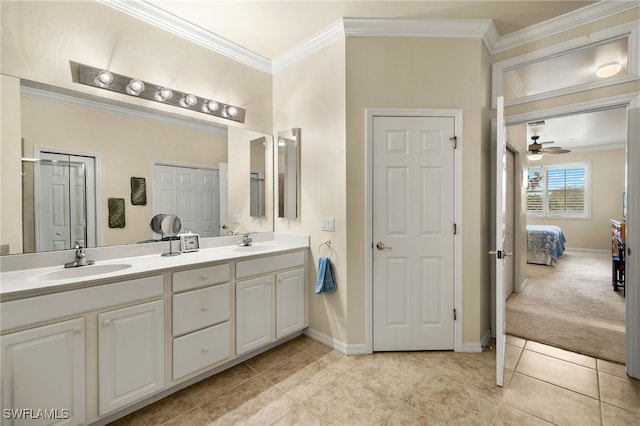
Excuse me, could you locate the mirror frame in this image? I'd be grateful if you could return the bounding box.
[277,128,301,220]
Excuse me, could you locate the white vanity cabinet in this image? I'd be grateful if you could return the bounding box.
[0,274,164,423]
[276,268,305,338]
[235,251,306,356]
[98,300,164,415]
[171,264,231,380]
[1,318,85,426]
[236,275,273,355]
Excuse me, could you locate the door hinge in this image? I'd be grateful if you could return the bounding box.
[453,223,457,234]
[453,309,457,321]
[450,136,458,149]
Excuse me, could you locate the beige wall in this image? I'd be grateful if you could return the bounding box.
[345,37,491,345]
[527,148,626,251]
[19,96,227,247]
[273,39,348,343]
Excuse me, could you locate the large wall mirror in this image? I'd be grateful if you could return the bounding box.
[277,128,300,219]
[250,136,267,218]
[2,81,273,255]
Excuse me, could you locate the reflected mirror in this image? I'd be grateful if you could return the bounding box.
[1,82,274,255]
[277,128,300,219]
[250,137,267,218]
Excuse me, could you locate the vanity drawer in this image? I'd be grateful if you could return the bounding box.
[172,284,230,336]
[173,264,230,292]
[172,321,230,380]
[236,251,305,279]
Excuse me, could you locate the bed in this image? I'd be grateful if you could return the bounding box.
[526,225,566,266]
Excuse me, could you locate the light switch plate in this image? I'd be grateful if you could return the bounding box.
[320,217,335,232]
[232,214,241,224]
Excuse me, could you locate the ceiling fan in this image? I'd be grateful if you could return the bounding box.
[527,135,571,161]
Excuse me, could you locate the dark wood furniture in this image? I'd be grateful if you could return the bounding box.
[611,219,625,295]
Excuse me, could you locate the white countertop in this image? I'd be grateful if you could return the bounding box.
[0,237,309,301]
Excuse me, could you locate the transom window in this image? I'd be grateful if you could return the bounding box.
[526,162,591,219]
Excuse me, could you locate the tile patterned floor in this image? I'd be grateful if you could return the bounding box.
[110,335,639,425]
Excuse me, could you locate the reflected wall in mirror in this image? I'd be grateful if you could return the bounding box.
[250,137,267,218]
[0,82,274,255]
[277,128,300,219]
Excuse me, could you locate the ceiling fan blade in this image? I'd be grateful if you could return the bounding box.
[543,146,564,151]
[539,140,555,145]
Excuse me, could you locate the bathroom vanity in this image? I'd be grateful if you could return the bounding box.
[0,235,309,425]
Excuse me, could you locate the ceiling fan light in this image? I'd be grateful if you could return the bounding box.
[528,153,543,161]
[595,62,622,78]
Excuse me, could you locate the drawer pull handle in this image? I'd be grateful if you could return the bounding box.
[103,319,111,327]
[73,327,82,334]
[200,274,208,280]
[201,305,208,312]
[201,347,208,353]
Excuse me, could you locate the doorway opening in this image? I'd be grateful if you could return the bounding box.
[505,106,628,364]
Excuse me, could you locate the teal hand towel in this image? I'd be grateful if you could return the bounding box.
[315,257,336,294]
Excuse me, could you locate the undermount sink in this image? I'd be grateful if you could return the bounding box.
[32,264,132,281]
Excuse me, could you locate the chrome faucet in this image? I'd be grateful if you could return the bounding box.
[64,243,95,268]
[238,232,254,247]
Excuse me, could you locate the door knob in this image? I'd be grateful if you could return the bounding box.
[376,242,392,250]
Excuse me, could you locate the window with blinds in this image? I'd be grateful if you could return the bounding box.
[526,162,591,218]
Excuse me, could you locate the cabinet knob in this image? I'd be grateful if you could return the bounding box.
[201,347,208,353]
[103,319,111,327]
[200,274,208,280]
[73,326,82,334]
[201,305,208,312]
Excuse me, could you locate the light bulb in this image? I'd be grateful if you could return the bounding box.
[226,106,238,117]
[528,153,543,161]
[95,70,113,87]
[126,79,145,96]
[155,87,173,101]
[180,94,198,108]
[202,100,219,113]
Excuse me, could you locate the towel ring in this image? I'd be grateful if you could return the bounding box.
[318,240,333,259]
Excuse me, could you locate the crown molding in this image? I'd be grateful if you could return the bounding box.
[97,0,272,74]
[272,19,345,74]
[489,0,639,54]
[98,0,638,75]
[21,83,227,135]
[342,17,494,39]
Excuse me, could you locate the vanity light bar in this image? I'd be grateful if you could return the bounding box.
[73,62,246,123]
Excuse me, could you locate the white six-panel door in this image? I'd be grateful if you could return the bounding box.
[373,116,456,351]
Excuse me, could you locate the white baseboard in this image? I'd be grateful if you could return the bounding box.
[304,327,486,355]
[303,327,370,355]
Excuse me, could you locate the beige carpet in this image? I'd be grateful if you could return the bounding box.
[506,250,626,363]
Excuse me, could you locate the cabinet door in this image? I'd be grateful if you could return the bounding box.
[236,276,272,355]
[276,268,305,338]
[1,318,85,426]
[98,300,164,415]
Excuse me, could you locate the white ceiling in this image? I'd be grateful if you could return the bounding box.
[526,107,627,151]
[137,1,628,150]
